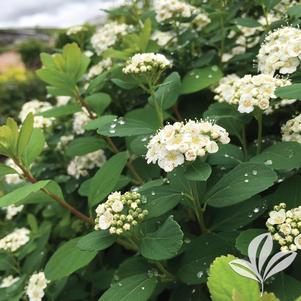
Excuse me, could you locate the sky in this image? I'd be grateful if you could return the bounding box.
[0,0,124,28]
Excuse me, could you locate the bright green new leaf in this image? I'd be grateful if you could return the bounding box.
[0,181,50,208]
[139,217,183,260]
[251,142,301,171]
[88,152,128,207]
[205,163,277,207]
[17,113,34,159]
[77,231,116,251]
[0,163,17,179]
[207,255,260,301]
[180,66,223,95]
[45,237,97,281]
[38,103,81,118]
[99,274,157,301]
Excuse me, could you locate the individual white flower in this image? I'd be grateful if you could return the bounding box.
[281,114,301,144]
[56,96,71,106]
[146,120,230,172]
[213,74,240,104]
[0,275,20,288]
[154,0,197,22]
[91,22,132,55]
[112,200,124,213]
[4,159,23,185]
[151,31,176,47]
[294,234,301,249]
[98,211,114,230]
[67,150,106,179]
[122,53,172,74]
[73,110,91,135]
[4,204,24,220]
[19,100,54,128]
[26,272,50,301]
[267,209,286,225]
[193,12,211,31]
[0,228,30,252]
[238,94,255,113]
[258,26,301,75]
[56,135,74,153]
[88,58,112,79]
[280,223,292,235]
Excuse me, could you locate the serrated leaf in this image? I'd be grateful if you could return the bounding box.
[139,217,183,260]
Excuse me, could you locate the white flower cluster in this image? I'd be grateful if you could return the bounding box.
[0,275,20,288]
[0,228,30,252]
[56,134,74,153]
[19,100,54,128]
[267,203,301,252]
[56,96,71,106]
[26,272,50,301]
[146,120,230,172]
[88,58,112,79]
[154,0,197,22]
[151,31,176,47]
[95,191,148,235]
[4,204,24,220]
[67,150,106,179]
[4,158,23,185]
[192,12,211,31]
[122,53,172,74]
[66,25,86,36]
[91,22,131,55]
[213,74,292,114]
[258,26,301,75]
[73,111,91,135]
[282,114,301,144]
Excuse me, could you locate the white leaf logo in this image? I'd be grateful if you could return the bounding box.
[229,233,297,295]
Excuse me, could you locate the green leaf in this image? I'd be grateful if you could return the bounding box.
[86,71,109,94]
[0,163,16,178]
[99,274,157,301]
[203,103,251,138]
[17,113,34,158]
[269,175,301,208]
[139,217,183,260]
[86,93,112,116]
[207,255,260,301]
[275,84,301,99]
[180,66,223,95]
[39,104,81,118]
[208,144,244,167]
[45,237,97,281]
[178,233,237,285]
[184,160,212,181]
[77,231,116,251]
[205,163,277,207]
[251,142,301,171]
[0,181,50,208]
[84,115,117,131]
[235,229,266,256]
[208,196,266,231]
[22,128,45,166]
[288,4,301,17]
[150,72,181,110]
[88,152,128,207]
[66,137,106,157]
[233,17,261,27]
[269,274,301,301]
[98,118,156,137]
[140,185,182,219]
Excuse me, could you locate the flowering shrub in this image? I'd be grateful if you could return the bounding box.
[1,1,301,300]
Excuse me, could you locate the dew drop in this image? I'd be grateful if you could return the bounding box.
[118,119,125,125]
[252,170,258,175]
[224,154,229,158]
[110,123,116,129]
[264,159,273,166]
[208,74,213,78]
[244,173,248,177]
[244,179,249,183]
[196,271,203,278]
[211,66,218,71]
[253,207,259,213]
[184,238,191,244]
[118,282,122,287]
[151,191,156,196]
[195,75,200,79]
[141,287,145,290]
[248,213,253,218]
[109,129,116,134]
